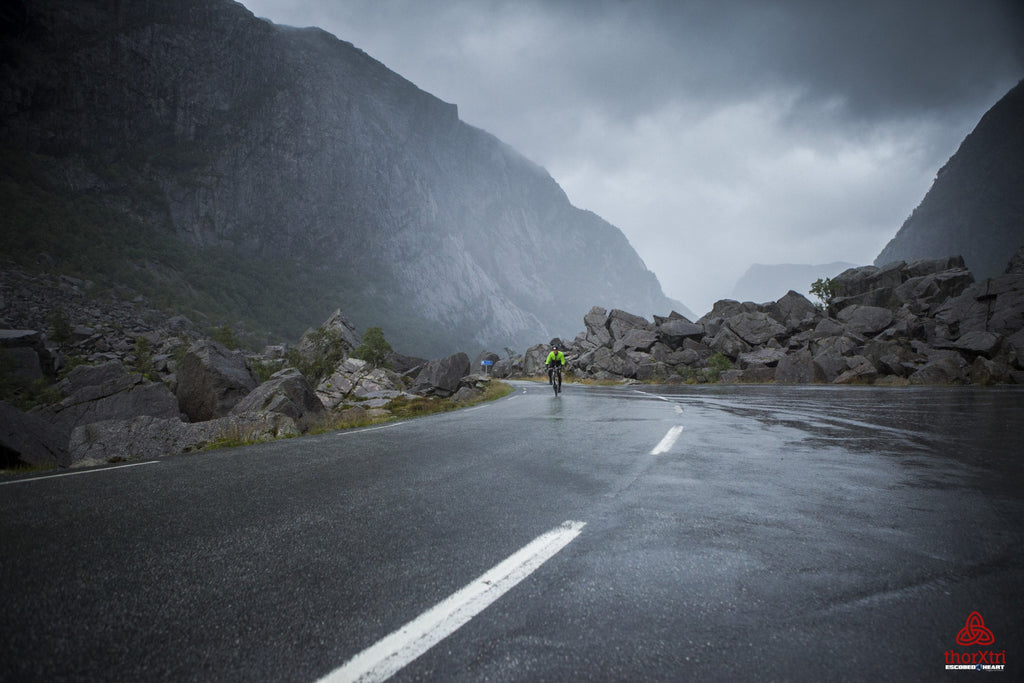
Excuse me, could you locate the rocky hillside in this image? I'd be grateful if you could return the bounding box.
[504,252,1024,387]
[875,80,1024,278]
[0,266,496,470]
[0,0,678,357]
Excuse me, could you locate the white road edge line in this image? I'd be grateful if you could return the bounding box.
[651,425,685,455]
[337,423,405,436]
[633,389,672,403]
[318,520,587,683]
[0,460,160,486]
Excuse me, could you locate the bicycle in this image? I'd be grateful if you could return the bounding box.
[547,364,563,396]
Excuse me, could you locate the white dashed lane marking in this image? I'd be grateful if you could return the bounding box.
[318,520,586,683]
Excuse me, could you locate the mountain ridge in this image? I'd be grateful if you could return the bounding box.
[875,79,1024,277]
[0,0,682,356]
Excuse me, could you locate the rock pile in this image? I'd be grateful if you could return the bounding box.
[510,256,1024,386]
[0,271,498,470]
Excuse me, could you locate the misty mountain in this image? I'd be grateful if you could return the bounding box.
[875,80,1024,277]
[730,262,857,305]
[0,0,682,357]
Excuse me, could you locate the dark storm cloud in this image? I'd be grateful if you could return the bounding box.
[520,0,1024,120]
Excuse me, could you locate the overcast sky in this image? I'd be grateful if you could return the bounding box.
[240,0,1023,316]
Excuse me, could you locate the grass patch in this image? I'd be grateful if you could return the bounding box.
[312,380,515,434]
[203,420,299,450]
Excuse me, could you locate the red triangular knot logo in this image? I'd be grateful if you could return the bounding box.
[956,611,995,647]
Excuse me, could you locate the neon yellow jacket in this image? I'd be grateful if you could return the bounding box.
[545,350,565,366]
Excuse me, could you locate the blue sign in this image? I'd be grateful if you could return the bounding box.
[481,360,494,366]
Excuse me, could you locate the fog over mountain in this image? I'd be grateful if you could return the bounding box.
[241,0,1024,317]
[0,0,683,356]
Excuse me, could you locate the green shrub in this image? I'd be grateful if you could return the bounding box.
[47,309,72,344]
[810,277,838,311]
[704,352,733,382]
[211,325,240,350]
[351,326,392,368]
[285,326,350,384]
[131,337,159,382]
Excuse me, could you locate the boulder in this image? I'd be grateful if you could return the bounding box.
[614,328,659,353]
[908,354,969,385]
[231,368,324,427]
[772,291,820,331]
[523,344,550,376]
[726,312,787,346]
[450,385,481,402]
[316,358,405,409]
[737,347,787,369]
[775,349,826,384]
[666,348,702,367]
[810,317,846,339]
[588,347,637,379]
[1,345,46,382]
[903,256,967,278]
[635,360,670,382]
[388,352,428,375]
[67,412,299,466]
[411,352,471,397]
[933,282,990,337]
[0,400,67,468]
[297,309,360,355]
[833,356,878,384]
[698,300,761,323]
[952,331,1002,357]
[492,357,522,378]
[607,309,653,341]
[584,307,612,348]
[0,329,52,382]
[36,361,180,446]
[707,326,751,359]
[811,349,848,383]
[893,269,974,313]
[831,265,884,299]
[986,274,1024,335]
[175,340,258,421]
[1005,329,1024,368]
[657,318,704,348]
[837,305,894,336]
[862,340,922,378]
[968,357,1013,385]
[830,287,897,313]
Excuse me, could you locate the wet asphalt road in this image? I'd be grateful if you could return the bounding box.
[1,382,1022,681]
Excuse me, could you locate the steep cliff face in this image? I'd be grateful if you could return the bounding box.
[875,80,1024,278]
[0,0,678,356]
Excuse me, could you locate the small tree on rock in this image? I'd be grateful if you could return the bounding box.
[810,277,838,313]
[352,326,392,369]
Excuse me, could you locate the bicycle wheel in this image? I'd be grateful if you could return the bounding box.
[552,371,559,396]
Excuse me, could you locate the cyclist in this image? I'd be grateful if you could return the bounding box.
[545,344,566,389]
